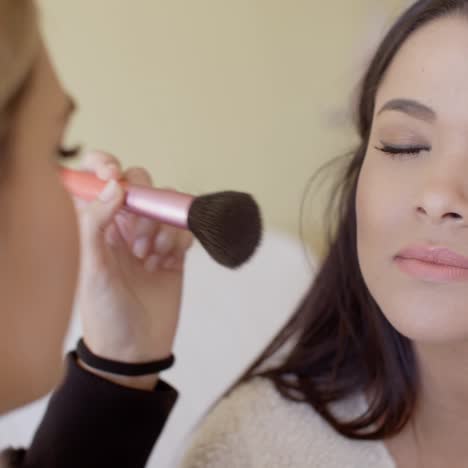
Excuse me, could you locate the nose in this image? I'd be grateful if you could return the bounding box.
[416,176,468,225]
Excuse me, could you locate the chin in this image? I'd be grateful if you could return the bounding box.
[381,306,468,345]
[366,275,468,345]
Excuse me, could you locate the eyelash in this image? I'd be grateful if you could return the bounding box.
[57,144,81,159]
[374,144,431,160]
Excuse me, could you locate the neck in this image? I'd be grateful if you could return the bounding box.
[412,340,468,465]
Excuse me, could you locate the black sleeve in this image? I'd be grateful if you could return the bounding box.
[1,352,178,468]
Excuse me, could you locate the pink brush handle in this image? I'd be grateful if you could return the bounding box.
[60,167,194,229]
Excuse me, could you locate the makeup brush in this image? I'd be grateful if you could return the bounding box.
[60,167,262,268]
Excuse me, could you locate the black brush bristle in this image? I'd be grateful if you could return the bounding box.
[187,191,262,268]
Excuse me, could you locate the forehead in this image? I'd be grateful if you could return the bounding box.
[376,15,468,123]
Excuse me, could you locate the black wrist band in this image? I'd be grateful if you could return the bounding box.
[76,338,175,376]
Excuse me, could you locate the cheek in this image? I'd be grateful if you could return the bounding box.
[355,156,468,343]
[25,167,80,343]
[356,159,387,308]
[0,161,79,394]
[356,156,402,258]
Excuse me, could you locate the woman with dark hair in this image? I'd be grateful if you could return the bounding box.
[181,1,468,466]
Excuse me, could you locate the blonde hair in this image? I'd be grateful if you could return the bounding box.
[0,0,39,140]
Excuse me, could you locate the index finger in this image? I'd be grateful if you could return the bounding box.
[123,167,154,187]
[81,150,123,181]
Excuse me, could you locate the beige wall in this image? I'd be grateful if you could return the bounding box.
[40,1,406,253]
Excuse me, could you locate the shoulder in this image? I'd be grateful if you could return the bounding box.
[180,377,395,468]
[178,379,268,468]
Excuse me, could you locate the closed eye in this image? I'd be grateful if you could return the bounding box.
[57,144,81,159]
[374,143,431,160]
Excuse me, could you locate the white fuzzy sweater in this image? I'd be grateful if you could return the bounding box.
[180,378,397,468]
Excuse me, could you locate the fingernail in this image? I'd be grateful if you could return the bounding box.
[154,230,173,255]
[99,180,119,202]
[145,255,160,273]
[134,217,152,239]
[133,237,150,259]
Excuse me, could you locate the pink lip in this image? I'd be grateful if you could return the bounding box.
[395,245,468,283]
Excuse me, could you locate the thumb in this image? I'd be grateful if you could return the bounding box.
[80,179,125,248]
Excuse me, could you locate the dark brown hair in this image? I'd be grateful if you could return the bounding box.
[241,0,468,440]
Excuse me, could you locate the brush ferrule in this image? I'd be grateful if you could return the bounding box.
[125,185,193,229]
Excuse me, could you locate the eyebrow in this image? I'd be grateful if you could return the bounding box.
[377,98,436,123]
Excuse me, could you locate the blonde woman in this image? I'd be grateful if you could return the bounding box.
[7,0,468,467]
[0,1,192,467]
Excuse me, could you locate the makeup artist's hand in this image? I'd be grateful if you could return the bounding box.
[72,151,193,389]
